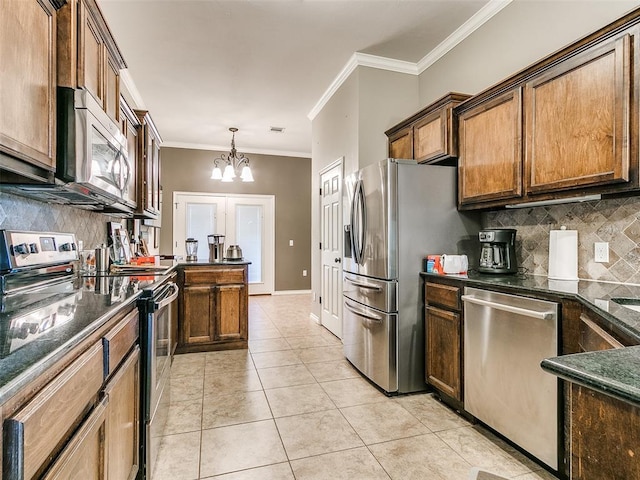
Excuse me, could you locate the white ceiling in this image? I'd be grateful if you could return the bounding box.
[98,0,494,158]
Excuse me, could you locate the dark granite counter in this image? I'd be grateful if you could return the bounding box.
[421,271,640,406]
[0,273,171,405]
[541,346,640,406]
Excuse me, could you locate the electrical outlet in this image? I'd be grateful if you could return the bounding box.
[303,270,307,276]
[594,242,609,263]
[289,239,294,246]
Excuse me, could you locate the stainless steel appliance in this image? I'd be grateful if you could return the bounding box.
[2,88,135,212]
[478,229,518,274]
[185,238,198,261]
[208,234,225,263]
[462,287,559,470]
[137,272,178,480]
[342,159,480,394]
[226,244,243,260]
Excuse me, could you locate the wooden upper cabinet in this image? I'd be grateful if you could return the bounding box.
[386,92,470,164]
[525,34,633,194]
[57,0,125,123]
[0,0,58,171]
[388,127,413,160]
[134,110,162,220]
[458,88,523,206]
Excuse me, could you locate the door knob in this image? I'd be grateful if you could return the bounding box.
[335,257,341,263]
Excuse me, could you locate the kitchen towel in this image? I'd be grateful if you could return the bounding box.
[548,227,578,280]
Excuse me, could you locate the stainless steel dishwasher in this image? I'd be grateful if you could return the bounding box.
[462,287,559,470]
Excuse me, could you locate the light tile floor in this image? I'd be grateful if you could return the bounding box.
[153,294,559,480]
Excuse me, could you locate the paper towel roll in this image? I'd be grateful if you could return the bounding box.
[548,227,578,280]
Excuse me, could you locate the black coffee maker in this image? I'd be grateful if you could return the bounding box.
[478,229,518,274]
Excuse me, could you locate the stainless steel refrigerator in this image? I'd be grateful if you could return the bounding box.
[342,158,479,394]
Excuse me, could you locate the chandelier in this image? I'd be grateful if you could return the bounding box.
[210,127,254,182]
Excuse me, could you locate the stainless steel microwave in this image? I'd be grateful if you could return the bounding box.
[1,87,135,213]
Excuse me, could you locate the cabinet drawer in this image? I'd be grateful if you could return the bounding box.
[425,282,460,311]
[103,308,139,378]
[579,314,624,352]
[183,267,245,285]
[41,397,108,480]
[4,342,104,480]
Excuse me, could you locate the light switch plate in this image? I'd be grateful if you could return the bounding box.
[594,242,609,263]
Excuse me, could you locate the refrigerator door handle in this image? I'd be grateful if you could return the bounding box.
[344,299,383,323]
[344,276,383,292]
[350,179,366,265]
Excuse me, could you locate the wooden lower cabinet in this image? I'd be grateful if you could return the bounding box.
[425,306,461,400]
[104,347,139,480]
[570,384,640,480]
[424,281,463,406]
[2,306,140,480]
[178,265,249,352]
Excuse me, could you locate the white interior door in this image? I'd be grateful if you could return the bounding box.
[173,193,226,259]
[320,160,343,338]
[173,192,275,295]
[226,196,275,295]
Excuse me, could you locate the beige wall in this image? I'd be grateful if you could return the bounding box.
[160,147,311,292]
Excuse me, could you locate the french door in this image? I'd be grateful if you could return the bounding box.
[173,192,274,295]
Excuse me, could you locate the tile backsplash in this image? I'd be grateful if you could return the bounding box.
[0,192,120,249]
[483,196,640,284]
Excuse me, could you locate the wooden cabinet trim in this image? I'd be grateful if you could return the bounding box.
[4,342,104,480]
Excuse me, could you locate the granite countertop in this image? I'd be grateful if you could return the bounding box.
[0,273,171,405]
[176,259,251,266]
[421,271,640,406]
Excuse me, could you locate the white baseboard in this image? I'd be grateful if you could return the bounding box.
[310,313,320,324]
[272,289,312,296]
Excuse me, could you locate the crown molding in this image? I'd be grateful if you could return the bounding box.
[119,69,146,109]
[308,0,513,121]
[417,0,513,73]
[162,141,312,159]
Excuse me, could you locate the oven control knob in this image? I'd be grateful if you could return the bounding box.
[59,242,73,252]
[29,243,39,254]
[13,243,29,255]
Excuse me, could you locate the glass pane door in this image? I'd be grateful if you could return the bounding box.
[173,193,226,260]
[187,202,218,260]
[235,204,262,283]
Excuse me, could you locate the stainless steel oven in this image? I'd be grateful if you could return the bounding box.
[138,272,178,480]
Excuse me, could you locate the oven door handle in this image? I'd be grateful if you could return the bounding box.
[154,283,179,309]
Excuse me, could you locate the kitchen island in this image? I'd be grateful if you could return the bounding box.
[176,260,251,353]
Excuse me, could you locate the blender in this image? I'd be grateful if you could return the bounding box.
[207,234,225,263]
[185,238,198,261]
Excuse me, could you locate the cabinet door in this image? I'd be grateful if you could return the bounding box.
[42,398,108,480]
[104,347,139,480]
[571,384,640,480]
[414,109,447,162]
[0,0,56,170]
[181,285,215,344]
[120,101,139,208]
[78,1,105,107]
[525,34,633,194]
[388,127,413,159]
[425,306,461,400]
[578,314,624,352]
[458,88,523,206]
[213,284,248,342]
